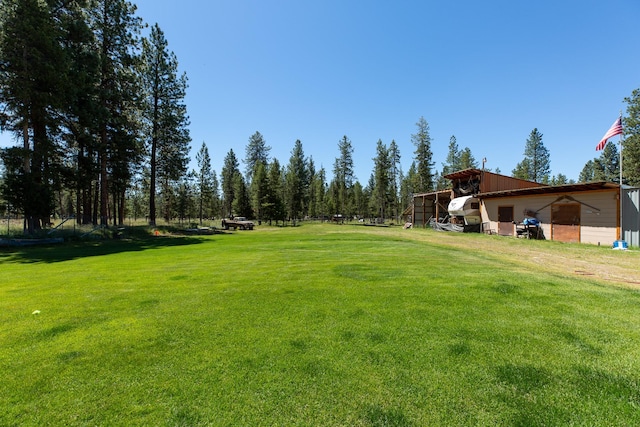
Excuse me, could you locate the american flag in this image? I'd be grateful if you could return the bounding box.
[596,116,623,151]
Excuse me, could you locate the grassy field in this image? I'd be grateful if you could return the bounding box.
[1,223,639,426]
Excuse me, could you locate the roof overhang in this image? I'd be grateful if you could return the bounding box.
[412,189,452,199]
[443,168,483,180]
[478,182,620,199]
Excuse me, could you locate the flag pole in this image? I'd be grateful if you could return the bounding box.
[597,115,625,246]
[619,116,624,242]
[619,111,623,188]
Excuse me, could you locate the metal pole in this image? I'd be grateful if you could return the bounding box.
[619,134,624,242]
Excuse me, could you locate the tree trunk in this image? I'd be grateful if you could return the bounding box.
[100,128,108,226]
[92,179,99,225]
[118,189,125,225]
[149,135,157,226]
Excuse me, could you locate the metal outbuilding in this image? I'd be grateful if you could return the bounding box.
[623,187,640,247]
[409,168,639,247]
[479,182,622,245]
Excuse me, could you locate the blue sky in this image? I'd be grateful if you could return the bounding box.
[3,0,639,184]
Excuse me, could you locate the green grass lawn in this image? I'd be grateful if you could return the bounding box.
[1,224,639,426]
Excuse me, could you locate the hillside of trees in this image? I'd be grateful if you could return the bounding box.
[1,1,640,233]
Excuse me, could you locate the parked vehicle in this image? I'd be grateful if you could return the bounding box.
[221,217,254,230]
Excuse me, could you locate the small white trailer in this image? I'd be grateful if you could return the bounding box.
[447,196,481,225]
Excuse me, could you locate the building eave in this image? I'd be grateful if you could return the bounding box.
[478,181,620,199]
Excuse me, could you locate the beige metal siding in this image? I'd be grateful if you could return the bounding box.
[483,195,554,240]
[623,188,640,247]
[579,191,618,245]
[480,189,618,245]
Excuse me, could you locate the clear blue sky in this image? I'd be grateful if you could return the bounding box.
[3,0,639,184]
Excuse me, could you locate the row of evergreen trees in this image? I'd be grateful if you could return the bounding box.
[185,108,640,226]
[174,122,433,226]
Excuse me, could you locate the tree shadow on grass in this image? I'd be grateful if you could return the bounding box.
[0,235,207,264]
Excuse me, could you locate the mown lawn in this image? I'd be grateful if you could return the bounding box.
[1,224,639,426]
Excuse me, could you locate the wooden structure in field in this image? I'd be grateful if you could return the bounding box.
[410,190,451,228]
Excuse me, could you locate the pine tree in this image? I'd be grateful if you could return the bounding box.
[175,171,196,223]
[388,140,402,222]
[210,170,220,218]
[263,158,284,225]
[550,174,568,185]
[578,141,619,183]
[442,135,461,176]
[372,139,391,220]
[285,139,307,223]
[56,1,102,225]
[221,149,240,217]
[438,135,465,190]
[141,23,190,226]
[0,0,68,232]
[459,147,478,170]
[512,159,531,181]
[353,180,367,219]
[623,89,640,186]
[231,173,251,218]
[244,131,271,179]
[196,142,214,224]
[88,0,143,225]
[326,179,339,216]
[332,135,355,215]
[599,142,620,183]
[310,166,327,220]
[250,160,268,223]
[578,160,595,182]
[400,161,419,208]
[512,128,550,183]
[411,116,434,192]
[306,157,316,218]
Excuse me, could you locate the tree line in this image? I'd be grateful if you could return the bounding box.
[2,1,640,233]
[0,0,189,233]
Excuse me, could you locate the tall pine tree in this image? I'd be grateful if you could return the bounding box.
[196,142,214,224]
[250,160,268,223]
[88,0,143,225]
[623,89,640,186]
[285,139,307,223]
[512,128,550,183]
[263,158,284,225]
[141,23,190,226]
[411,116,434,192]
[372,139,391,220]
[244,131,270,180]
[0,0,68,232]
[221,149,240,218]
[332,135,354,215]
[388,140,401,222]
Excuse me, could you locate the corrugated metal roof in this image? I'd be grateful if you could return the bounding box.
[479,182,620,199]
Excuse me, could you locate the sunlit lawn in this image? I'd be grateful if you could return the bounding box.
[1,223,639,426]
